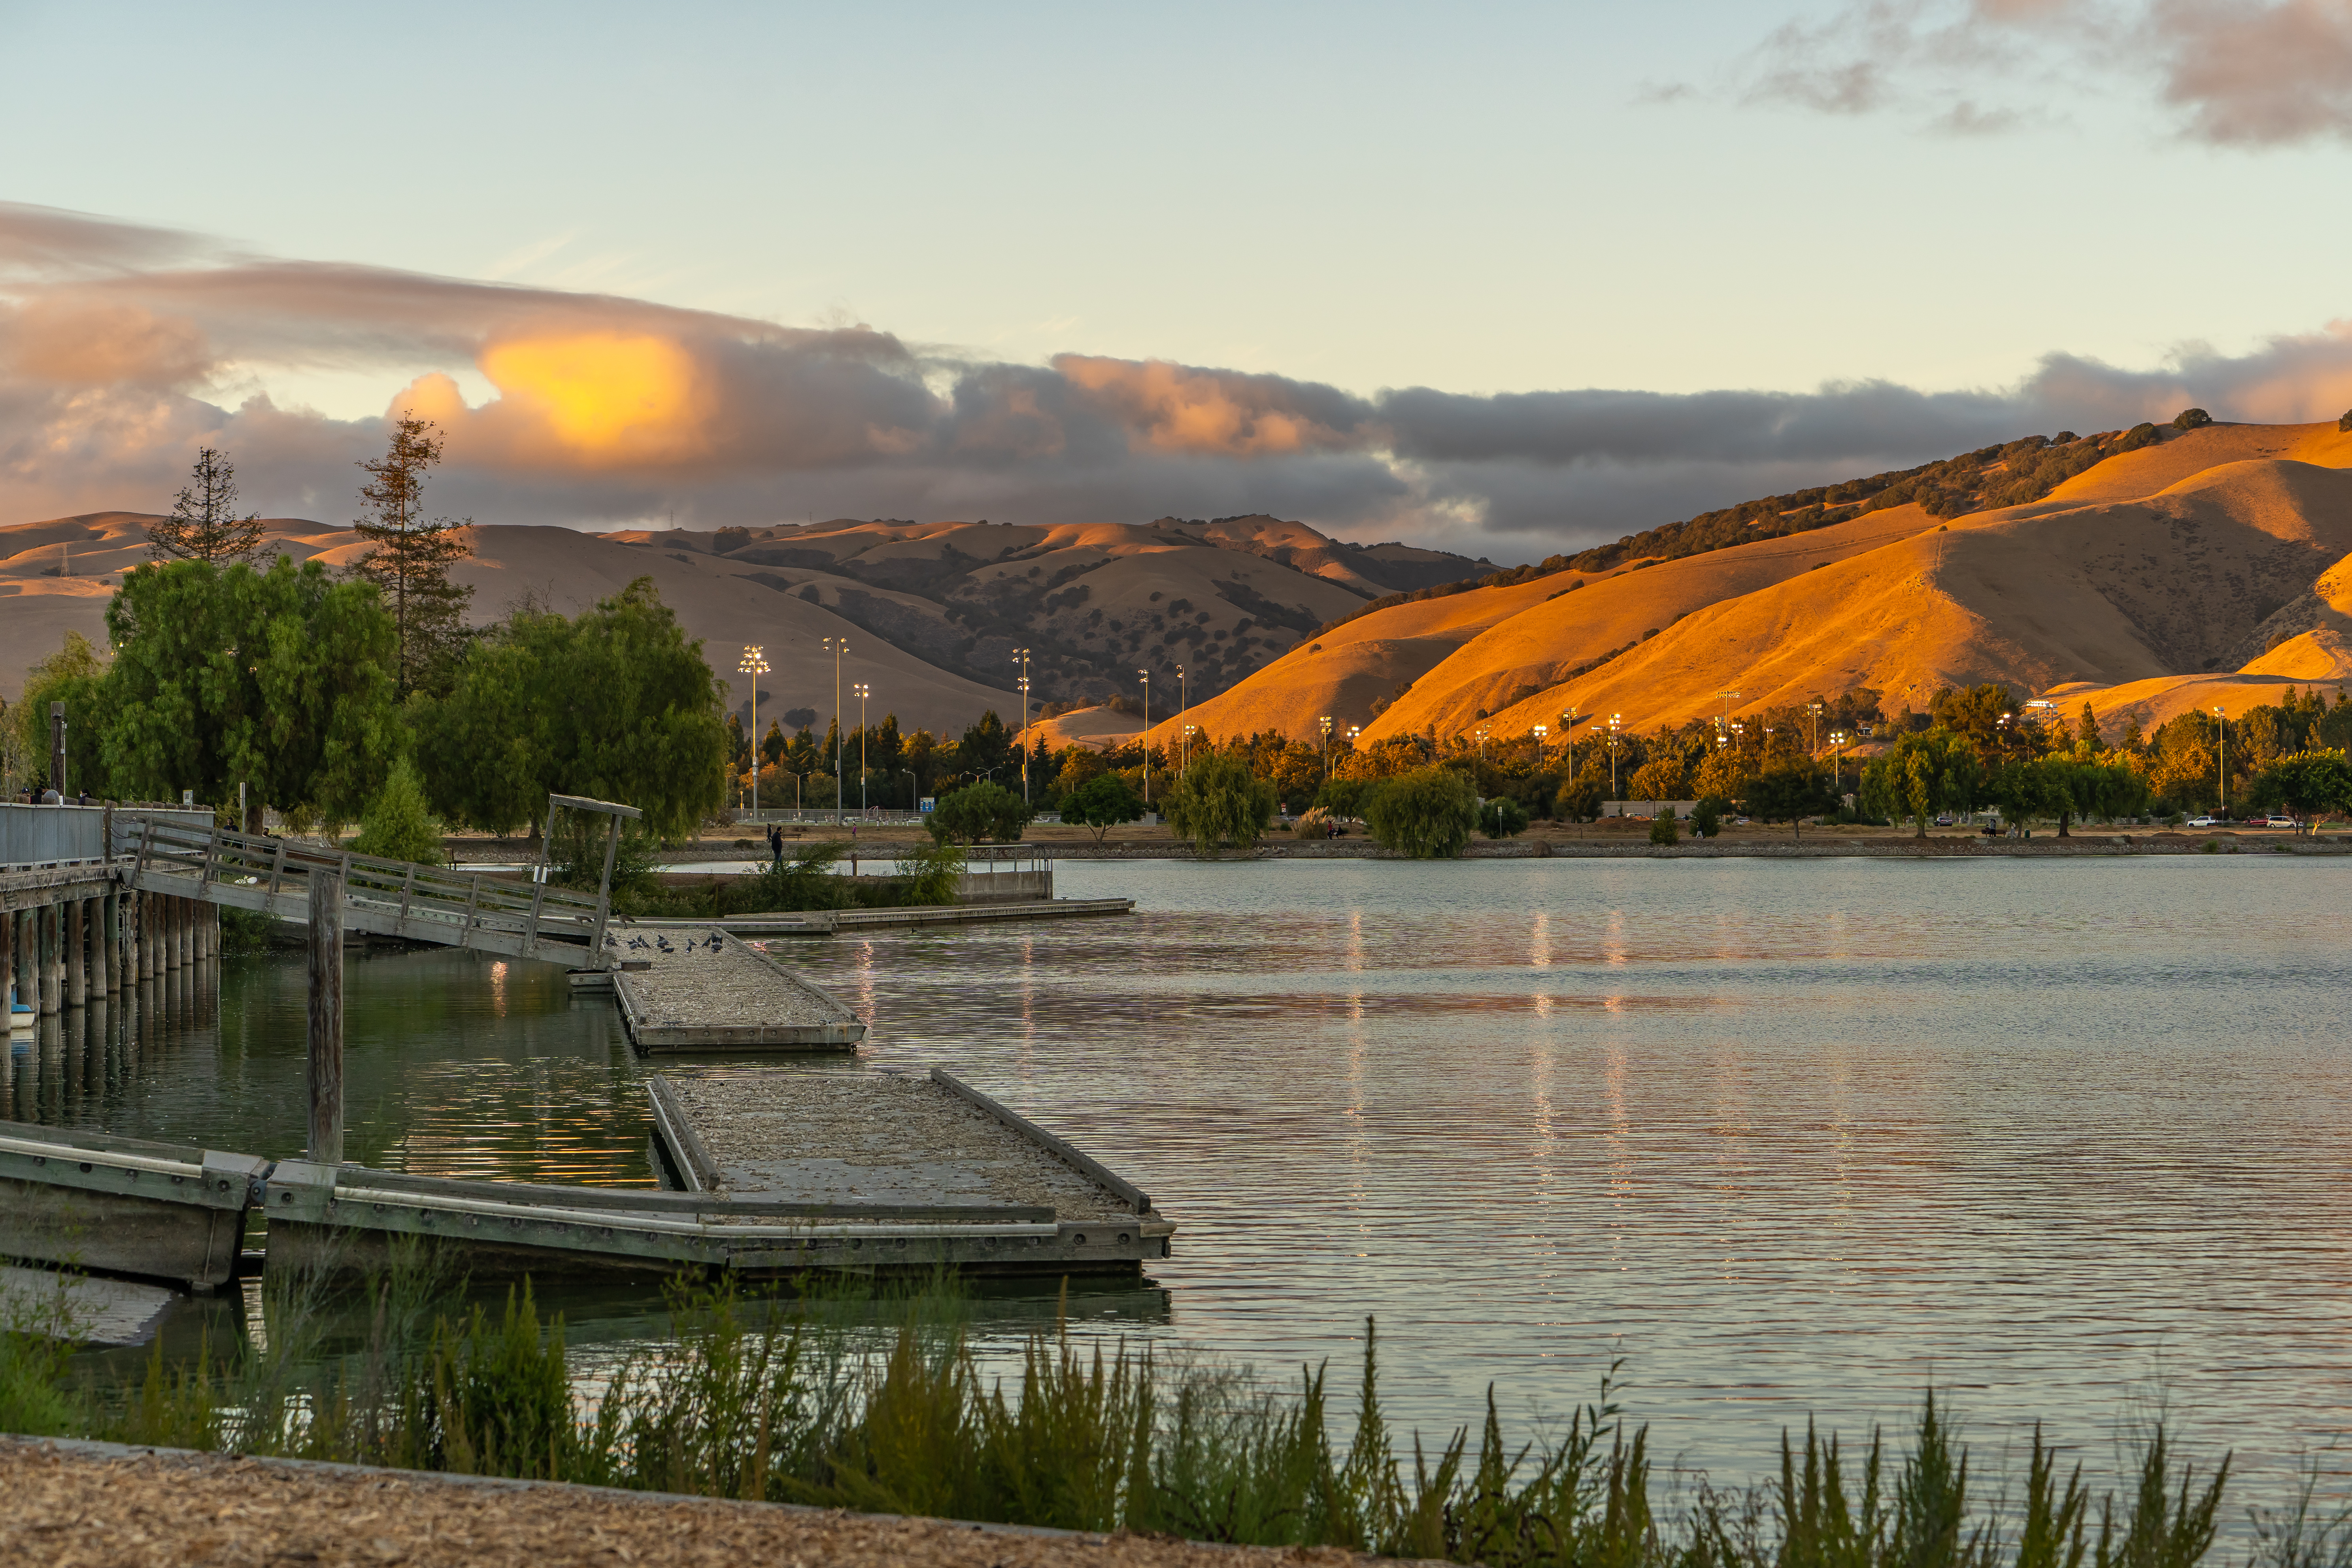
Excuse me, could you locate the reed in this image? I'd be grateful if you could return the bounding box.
[9,1268,2271,1568]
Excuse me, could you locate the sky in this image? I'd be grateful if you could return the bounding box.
[4,0,2352,562]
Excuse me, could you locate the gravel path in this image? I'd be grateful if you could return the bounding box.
[0,1440,1403,1567]
[611,931,850,1030]
[667,1070,1137,1222]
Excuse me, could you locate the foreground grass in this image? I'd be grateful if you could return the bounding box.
[0,1268,2334,1568]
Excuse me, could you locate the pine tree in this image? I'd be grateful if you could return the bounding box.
[350,413,475,700]
[149,448,266,564]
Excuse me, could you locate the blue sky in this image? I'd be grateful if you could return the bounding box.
[4,1,2350,556]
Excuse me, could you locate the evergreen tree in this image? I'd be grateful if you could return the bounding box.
[149,447,267,565]
[350,413,475,700]
[351,758,447,864]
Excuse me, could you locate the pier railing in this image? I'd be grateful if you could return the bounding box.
[111,813,614,968]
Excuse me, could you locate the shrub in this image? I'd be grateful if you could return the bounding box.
[1648,812,1678,845]
[2341,408,2352,433]
[1314,776,1377,818]
[1164,752,1277,853]
[2173,407,2213,430]
[1477,797,1529,839]
[1691,798,1724,837]
[1364,767,1479,859]
[2118,421,2162,451]
[926,782,1033,844]
[350,759,445,866]
[892,837,965,905]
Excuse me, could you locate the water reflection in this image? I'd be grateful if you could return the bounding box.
[24,857,2352,1502]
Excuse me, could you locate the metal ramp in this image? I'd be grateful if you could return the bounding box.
[114,813,616,969]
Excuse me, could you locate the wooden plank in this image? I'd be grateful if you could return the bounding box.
[647,1076,721,1191]
[931,1069,1153,1215]
[335,1164,1051,1224]
[308,872,343,1166]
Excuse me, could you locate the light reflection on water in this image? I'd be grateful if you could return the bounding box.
[15,854,2352,1497]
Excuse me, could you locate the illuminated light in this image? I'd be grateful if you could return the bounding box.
[478,333,706,458]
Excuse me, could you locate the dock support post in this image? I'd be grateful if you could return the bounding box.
[95,894,115,994]
[66,899,85,1008]
[39,902,62,1015]
[134,894,153,983]
[194,898,212,961]
[175,896,191,970]
[0,909,13,1011]
[308,873,344,1168]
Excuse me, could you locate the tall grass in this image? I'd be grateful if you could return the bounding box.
[1,1265,2283,1568]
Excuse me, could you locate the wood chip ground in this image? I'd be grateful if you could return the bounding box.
[0,1441,1408,1568]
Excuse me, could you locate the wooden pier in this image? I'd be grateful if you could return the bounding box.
[611,931,866,1051]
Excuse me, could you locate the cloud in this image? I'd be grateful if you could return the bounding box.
[1726,0,2352,145]
[7,200,2352,564]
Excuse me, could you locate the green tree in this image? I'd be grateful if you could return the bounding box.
[149,447,266,565]
[926,781,1033,844]
[350,412,475,700]
[101,558,401,823]
[1364,766,1479,859]
[1690,798,1723,837]
[1627,755,1688,801]
[1861,730,1980,837]
[1693,745,1751,805]
[1746,762,1837,838]
[1478,796,1530,839]
[7,632,109,795]
[2249,749,2352,825]
[1063,772,1145,844]
[413,577,728,839]
[350,757,446,864]
[1647,810,1678,845]
[959,710,1015,784]
[1554,778,1603,822]
[1164,751,1277,852]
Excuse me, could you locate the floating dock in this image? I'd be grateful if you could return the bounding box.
[647,1067,1172,1276]
[656,898,1137,937]
[0,1120,269,1290]
[609,930,866,1051]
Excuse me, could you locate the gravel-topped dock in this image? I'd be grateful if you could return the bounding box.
[610,930,865,1051]
[650,1067,1175,1276]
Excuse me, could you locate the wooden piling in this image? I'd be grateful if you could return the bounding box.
[39,902,61,1015]
[66,899,85,1008]
[0,907,11,1009]
[93,893,113,992]
[307,873,343,1168]
[9,910,27,1012]
[174,896,191,970]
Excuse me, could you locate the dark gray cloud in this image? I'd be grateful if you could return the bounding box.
[6,200,2351,565]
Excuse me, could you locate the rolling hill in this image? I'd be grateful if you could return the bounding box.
[0,511,1494,735]
[1145,421,2352,751]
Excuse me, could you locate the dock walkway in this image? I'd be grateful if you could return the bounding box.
[651,1067,1172,1276]
[649,897,1135,937]
[611,931,866,1051]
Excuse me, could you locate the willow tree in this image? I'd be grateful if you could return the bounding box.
[149,447,267,564]
[351,413,474,699]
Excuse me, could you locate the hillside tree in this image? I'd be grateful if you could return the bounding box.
[149,448,267,565]
[1164,750,1277,853]
[351,413,475,699]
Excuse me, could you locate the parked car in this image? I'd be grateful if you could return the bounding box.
[2186,815,2221,828]
[2263,814,2299,828]
[1933,814,1955,826]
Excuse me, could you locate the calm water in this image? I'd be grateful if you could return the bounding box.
[13,856,2352,1495]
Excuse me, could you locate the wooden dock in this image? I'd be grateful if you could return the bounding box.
[0,1120,270,1290]
[611,931,866,1051]
[647,1067,1173,1276]
[670,897,1136,937]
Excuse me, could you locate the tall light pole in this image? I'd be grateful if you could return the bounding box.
[1013,648,1032,802]
[1608,713,1623,795]
[1562,707,1580,785]
[1137,670,1151,805]
[2213,704,2228,817]
[1182,724,1198,778]
[822,635,846,825]
[853,682,870,815]
[1830,731,1849,794]
[1174,665,1188,772]
[1320,715,1333,782]
[1716,690,1743,738]
[738,645,769,821]
[1808,698,1824,755]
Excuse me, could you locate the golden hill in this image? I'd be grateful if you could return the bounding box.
[1165,420,2352,750]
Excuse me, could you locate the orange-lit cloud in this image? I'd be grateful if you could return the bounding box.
[1056,356,1354,456]
[478,332,710,464]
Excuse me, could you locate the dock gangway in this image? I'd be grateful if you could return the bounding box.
[113,813,616,969]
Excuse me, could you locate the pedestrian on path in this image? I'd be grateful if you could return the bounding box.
[767,823,783,867]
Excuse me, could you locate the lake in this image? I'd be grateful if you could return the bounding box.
[13,855,2348,1497]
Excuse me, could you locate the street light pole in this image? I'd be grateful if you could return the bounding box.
[853,682,870,815]
[822,635,846,826]
[1175,666,1187,774]
[738,645,769,822]
[1137,671,1151,805]
[1608,713,1623,795]
[1320,716,1333,783]
[1013,648,1032,802]
[2213,704,2227,818]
